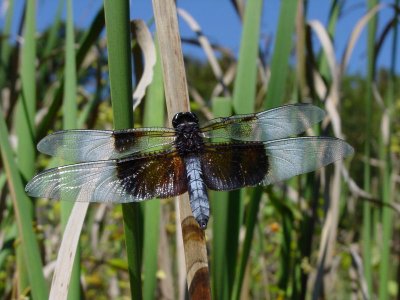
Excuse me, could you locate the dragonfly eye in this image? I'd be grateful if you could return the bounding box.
[172,112,199,128]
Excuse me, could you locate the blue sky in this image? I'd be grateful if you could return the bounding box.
[3,0,399,74]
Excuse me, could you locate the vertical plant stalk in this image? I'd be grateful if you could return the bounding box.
[229,0,263,297]
[363,0,378,296]
[378,2,397,299]
[0,0,14,86]
[264,0,298,294]
[142,38,165,300]
[103,1,143,299]
[232,0,262,114]
[295,0,308,100]
[211,97,231,300]
[265,0,298,109]
[152,0,211,298]
[62,0,81,299]
[231,188,263,300]
[16,0,37,295]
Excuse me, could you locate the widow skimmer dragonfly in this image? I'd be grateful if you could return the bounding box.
[26,104,353,229]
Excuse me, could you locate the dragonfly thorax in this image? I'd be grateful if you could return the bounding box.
[174,124,204,156]
[172,112,204,156]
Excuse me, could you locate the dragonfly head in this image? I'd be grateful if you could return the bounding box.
[172,112,199,129]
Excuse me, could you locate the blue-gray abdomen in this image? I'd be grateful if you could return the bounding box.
[184,155,209,229]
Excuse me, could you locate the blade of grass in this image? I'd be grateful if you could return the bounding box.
[0,0,15,87]
[265,0,298,109]
[231,187,263,300]
[378,2,397,299]
[0,112,48,300]
[15,0,37,295]
[363,0,378,296]
[263,0,298,294]
[103,1,142,298]
[142,38,165,300]
[152,0,211,298]
[295,0,307,100]
[211,97,232,300]
[230,0,262,297]
[61,1,81,298]
[17,0,36,189]
[62,0,78,221]
[232,0,262,114]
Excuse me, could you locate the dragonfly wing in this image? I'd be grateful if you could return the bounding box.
[25,150,187,202]
[261,137,353,185]
[201,104,325,141]
[37,128,176,162]
[200,137,353,190]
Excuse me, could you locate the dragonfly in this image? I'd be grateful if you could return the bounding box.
[26,104,353,229]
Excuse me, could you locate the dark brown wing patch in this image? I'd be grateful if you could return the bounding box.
[200,142,268,191]
[117,150,187,199]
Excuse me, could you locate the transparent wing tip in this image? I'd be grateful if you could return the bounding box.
[25,168,60,200]
[341,140,355,158]
[25,179,42,198]
[37,134,56,156]
[25,175,45,198]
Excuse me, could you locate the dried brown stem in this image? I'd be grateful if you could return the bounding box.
[152,0,211,299]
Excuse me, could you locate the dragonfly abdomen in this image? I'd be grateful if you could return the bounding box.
[184,155,209,229]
